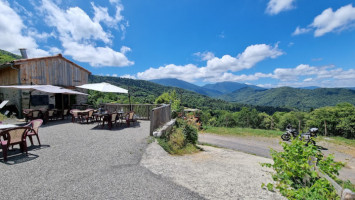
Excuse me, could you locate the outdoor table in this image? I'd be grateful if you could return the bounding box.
[0,124,19,140]
[72,110,90,123]
[0,124,18,130]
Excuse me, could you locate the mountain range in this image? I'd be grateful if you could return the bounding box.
[149,78,355,110]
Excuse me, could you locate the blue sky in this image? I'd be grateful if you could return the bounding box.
[1,0,355,88]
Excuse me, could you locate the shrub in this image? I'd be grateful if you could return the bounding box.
[261,138,344,199]
[0,113,5,121]
[183,124,198,145]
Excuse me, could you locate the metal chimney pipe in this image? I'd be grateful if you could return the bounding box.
[19,48,28,59]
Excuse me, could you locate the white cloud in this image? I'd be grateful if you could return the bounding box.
[39,0,133,67]
[294,4,355,37]
[120,74,136,79]
[91,2,124,29]
[137,44,283,82]
[292,26,311,35]
[137,64,200,82]
[311,4,355,37]
[41,0,111,44]
[264,64,355,88]
[0,0,49,57]
[194,51,215,61]
[112,74,118,77]
[204,72,273,83]
[62,41,133,67]
[204,44,283,74]
[266,0,295,15]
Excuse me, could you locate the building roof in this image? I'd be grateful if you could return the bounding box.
[0,54,91,74]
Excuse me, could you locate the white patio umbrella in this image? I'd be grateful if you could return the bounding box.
[76,82,128,93]
[0,85,87,109]
[76,82,130,110]
[0,85,87,95]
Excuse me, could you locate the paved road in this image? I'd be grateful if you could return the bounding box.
[0,119,204,200]
[199,133,282,158]
[198,133,355,183]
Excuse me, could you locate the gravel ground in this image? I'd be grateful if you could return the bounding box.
[140,141,286,200]
[0,119,203,200]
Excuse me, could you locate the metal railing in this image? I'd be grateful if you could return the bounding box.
[150,104,171,136]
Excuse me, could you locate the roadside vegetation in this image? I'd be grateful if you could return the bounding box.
[157,119,200,155]
[261,139,346,199]
[0,113,6,121]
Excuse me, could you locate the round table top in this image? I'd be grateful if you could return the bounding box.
[0,124,19,130]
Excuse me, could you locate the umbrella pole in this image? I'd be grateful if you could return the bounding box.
[29,91,31,109]
[128,87,132,111]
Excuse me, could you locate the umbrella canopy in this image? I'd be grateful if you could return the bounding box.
[0,85,87,95]
[76,82,128,94]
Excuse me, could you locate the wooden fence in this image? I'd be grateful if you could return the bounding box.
[150,104,171,136]
[309,156,355,200]
[103,103,160,120]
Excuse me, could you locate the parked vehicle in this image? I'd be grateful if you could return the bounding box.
[281,124,319,145]
[281,124,299,141]
[299,128,319,145]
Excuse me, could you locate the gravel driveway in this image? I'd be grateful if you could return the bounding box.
[0,119,203,200]
[141,141,285,200]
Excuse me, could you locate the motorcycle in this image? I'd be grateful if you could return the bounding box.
[281,126,319,145]
[299,128,319,145]
[281,127,299,141]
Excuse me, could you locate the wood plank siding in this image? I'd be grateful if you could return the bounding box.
[0,67,18,85]
[0,54,90,86]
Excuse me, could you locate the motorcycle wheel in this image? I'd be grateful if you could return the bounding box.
[281,134,291,141]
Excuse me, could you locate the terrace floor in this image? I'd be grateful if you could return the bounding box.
[0,119,203,200]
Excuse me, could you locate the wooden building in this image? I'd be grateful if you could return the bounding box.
[0,53,91,116]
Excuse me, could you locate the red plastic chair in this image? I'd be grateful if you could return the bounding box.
[125,111,137,127]
[70,109,80,123]
[25,119,43,146]
[0,127,32,162]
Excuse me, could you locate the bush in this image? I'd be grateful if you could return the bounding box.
[0,113,5,121]
[183,124,198,145]
[261,138,344,199]
[158,119,200,155]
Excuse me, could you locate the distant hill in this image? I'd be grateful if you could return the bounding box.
[220,87,355,110]
[297,86,319,90]
[203,81,264,93]
[89,75,290,114]
[150,78,222,96]
[0,49,21,65]
[149,78,263,97]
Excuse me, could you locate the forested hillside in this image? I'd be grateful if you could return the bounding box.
[202,81,264,93]
[0,49,21,65]
[220,87,355,110]
[150,78,222,97]
[88,75,290,114]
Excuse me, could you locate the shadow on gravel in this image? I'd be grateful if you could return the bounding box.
[0,145,50,165]
[316,145,328,150]
[90,121,141,131]
[0,152,39,165]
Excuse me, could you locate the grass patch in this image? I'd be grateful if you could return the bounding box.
[201,126,282,138]
[318,136,355,148]
[336,179,355,191]
[202,126,355,148]
[157,138,200,155]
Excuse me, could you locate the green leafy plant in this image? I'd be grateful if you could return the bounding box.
[261,138,344,199]
[183,124,198,145]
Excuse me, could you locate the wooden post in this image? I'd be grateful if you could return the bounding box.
[324,120,327,136]
[149,109,154,136]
